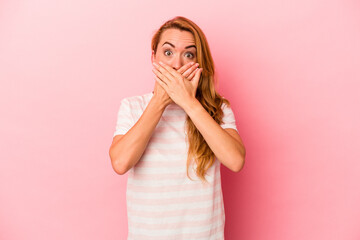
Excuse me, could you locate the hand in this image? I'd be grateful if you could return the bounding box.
[177,61,200,81]
[152,61,203,109]
[152,62,201,107]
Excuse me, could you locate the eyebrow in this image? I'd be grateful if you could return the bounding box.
[162,41,196,50]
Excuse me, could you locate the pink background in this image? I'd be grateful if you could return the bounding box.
[1,0,359,239]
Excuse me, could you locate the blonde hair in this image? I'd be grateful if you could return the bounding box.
[151,16,231,184]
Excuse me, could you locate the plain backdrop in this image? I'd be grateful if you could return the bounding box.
[0,0,359,239]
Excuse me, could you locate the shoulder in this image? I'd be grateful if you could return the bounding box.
[220,99,234,112]
[121,91,153,107]
[218,98,238,129]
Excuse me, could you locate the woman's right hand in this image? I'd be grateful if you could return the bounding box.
[152,61,199,107]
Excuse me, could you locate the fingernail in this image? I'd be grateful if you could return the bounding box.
[153,62,158,67]
[159,61,163,65]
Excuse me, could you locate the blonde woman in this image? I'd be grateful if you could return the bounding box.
[109,16,246,240]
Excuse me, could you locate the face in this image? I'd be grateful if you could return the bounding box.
[152,28,197,70]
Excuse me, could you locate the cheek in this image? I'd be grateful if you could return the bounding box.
[185,57,197,64]
[189,56,197,63]
[157,56,171,65]
[154,56,165,64]
[153,50,164,62]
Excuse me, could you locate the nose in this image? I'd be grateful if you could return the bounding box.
[171,55,183,70]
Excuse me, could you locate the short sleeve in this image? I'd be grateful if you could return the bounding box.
[220,102,238,131]
[113,98,134,137]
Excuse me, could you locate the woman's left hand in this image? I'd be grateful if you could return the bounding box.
[152,61,203,109]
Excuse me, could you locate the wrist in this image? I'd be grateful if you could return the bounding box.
[182,97,201,114]
[150,95,168,111]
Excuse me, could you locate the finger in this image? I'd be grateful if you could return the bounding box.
[183,63,199,79]
[153,62,177,83]
[195,68,203,81]
[152,66,170,85]
[177,62,195,75]
[154,75,168,91]
[187,67,199,80]
[158,61,183,81]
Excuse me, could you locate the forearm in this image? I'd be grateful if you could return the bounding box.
[110,97,166,174]
[182,98,244,172]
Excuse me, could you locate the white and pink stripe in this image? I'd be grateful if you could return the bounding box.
[113,91,238,240]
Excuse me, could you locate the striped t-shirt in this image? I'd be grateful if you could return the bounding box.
[113,91,238,240]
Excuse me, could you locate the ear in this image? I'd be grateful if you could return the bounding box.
[151,50,155,63]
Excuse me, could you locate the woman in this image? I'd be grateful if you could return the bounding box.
[109,16,246,240]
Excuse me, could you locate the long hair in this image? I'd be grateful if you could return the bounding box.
[151,16,231,184]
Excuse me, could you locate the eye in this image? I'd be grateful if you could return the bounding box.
[185,52,195,59]
[164,50,172,56]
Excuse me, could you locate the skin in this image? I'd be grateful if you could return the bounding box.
[109,28,245,174]
[152,28,246,172]
[151,28,202,107]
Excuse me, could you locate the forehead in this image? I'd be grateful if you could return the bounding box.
[159,28,195,48]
